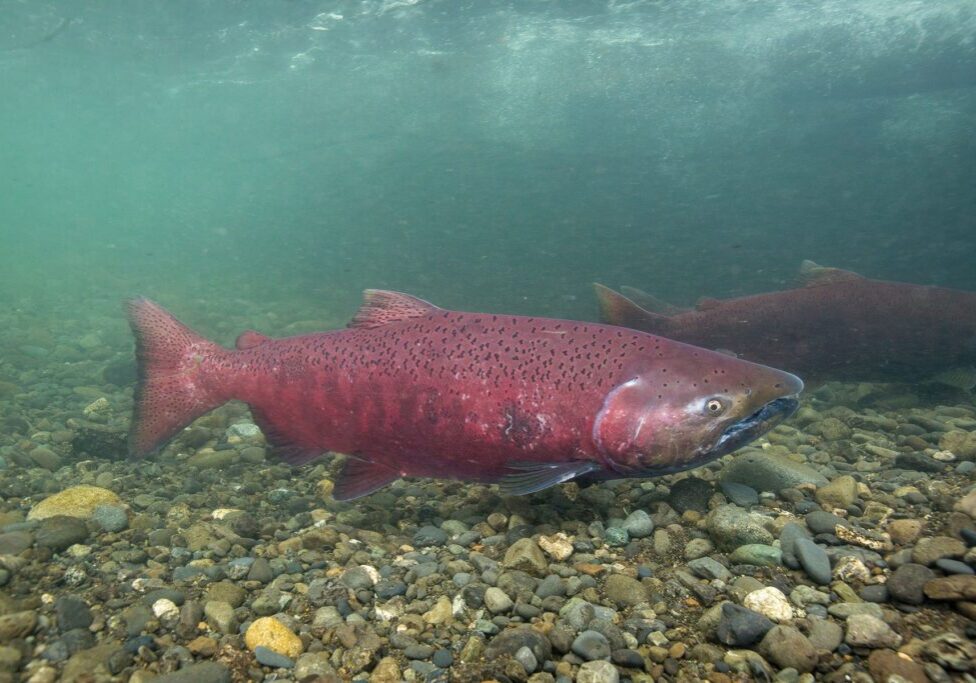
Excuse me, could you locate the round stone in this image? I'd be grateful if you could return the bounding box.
[484,587,514,614]
[413,526,448,547]
[432,648,453,668]
[245,617,304,658]
[621,510,654,538]
[604,527,629,547]
[887,563,935,605]
[743,587,793,623]
[571,630,611,661]
[715,603,774,647]
[794,537,832,585]
[28,485,122,521]
[92,505,129,533]
[514,646,537,673]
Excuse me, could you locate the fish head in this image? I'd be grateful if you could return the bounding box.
[593,345,803,476]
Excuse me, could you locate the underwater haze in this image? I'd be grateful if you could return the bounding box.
[4,2,976,683]
[2,0,974,324]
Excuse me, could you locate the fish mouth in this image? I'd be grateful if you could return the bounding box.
[709,396,800,458]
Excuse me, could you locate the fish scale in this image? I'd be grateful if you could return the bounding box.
[126,290,802,500]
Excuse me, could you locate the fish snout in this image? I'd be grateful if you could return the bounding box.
[773,369,804,398]
[747,364,804,406]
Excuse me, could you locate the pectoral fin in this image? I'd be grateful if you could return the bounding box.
[498,460,600,496]
[332,457,400,501]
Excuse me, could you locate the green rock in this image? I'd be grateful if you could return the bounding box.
[706,505,774,551]
[604,527,629,547]
[729,544,782,567]
[721,453,827,492]
[604,574,649,608]
[187,450,236,469]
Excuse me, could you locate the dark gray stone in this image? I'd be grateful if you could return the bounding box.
[340,566,375,591]
[413,525,448,547]
[153,662,231,683]
[795,537,832,585]
[611,648,645,668]
[571,630,611,661]
[536,575,566,599]
[894,452,945,473]
[254,646,294,668]
[780,522,811,569]
[858,585,889,603]
[935,559,975,575]
[485,626,552,664]
[805,510,848,535]
[405,644,435,660]
[720,481,759,507]
[715,603,774,647]
[246,558,273,583]
[55,595,93,632]
[432,649,453,668]
[0,531,33,555]
[668,477,713,513]
[687,557,732,582]
[887,563,935,605]
[375,579,407,599]
[35,516,88,551]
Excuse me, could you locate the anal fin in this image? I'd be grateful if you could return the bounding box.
[332,457,400,501]
[249,406,324,465]
[498,460,600,496]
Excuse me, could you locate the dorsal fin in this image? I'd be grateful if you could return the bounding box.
[695,297,722,311]
[798,260,864,287]
[235,330,272,350]
[348,290,439,329]
[620,286,687,316]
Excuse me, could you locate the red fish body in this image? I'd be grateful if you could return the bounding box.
[595,261,976,385]
[128,291,802,500]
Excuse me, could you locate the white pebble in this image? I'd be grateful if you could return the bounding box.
[152,598,180,621]
[743,586,794,622]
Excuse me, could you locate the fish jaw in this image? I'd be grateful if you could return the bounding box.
[593,348,804,477]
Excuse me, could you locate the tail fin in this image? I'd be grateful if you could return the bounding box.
[125,298,228,457]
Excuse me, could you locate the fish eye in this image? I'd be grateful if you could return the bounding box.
[705,398,726,415]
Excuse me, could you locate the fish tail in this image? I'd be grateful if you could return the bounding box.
[125,298,230,458]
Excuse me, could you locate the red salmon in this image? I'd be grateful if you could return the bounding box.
[127,291,802,500]
[595,261,976,385]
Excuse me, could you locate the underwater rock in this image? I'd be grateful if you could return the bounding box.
[35,516,89,551]
[502,538,548,576]
[721,452,828,492]
[70,427,126,461]
[758,625,818,673]
[244,617,303,658]
[844,614,902,649]
[705,505,774,550]
[815,475,858,509]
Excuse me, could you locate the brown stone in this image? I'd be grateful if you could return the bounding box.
[923,575,976,601]
[956,602,976,620]
[912,536,966,565]
[867,649,928,683]
[887,519,923,545]
[187,636,218,657]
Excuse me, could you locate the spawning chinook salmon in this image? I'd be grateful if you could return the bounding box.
[126,291,803,500]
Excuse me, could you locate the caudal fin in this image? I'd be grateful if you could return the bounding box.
[126,298,228,457]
